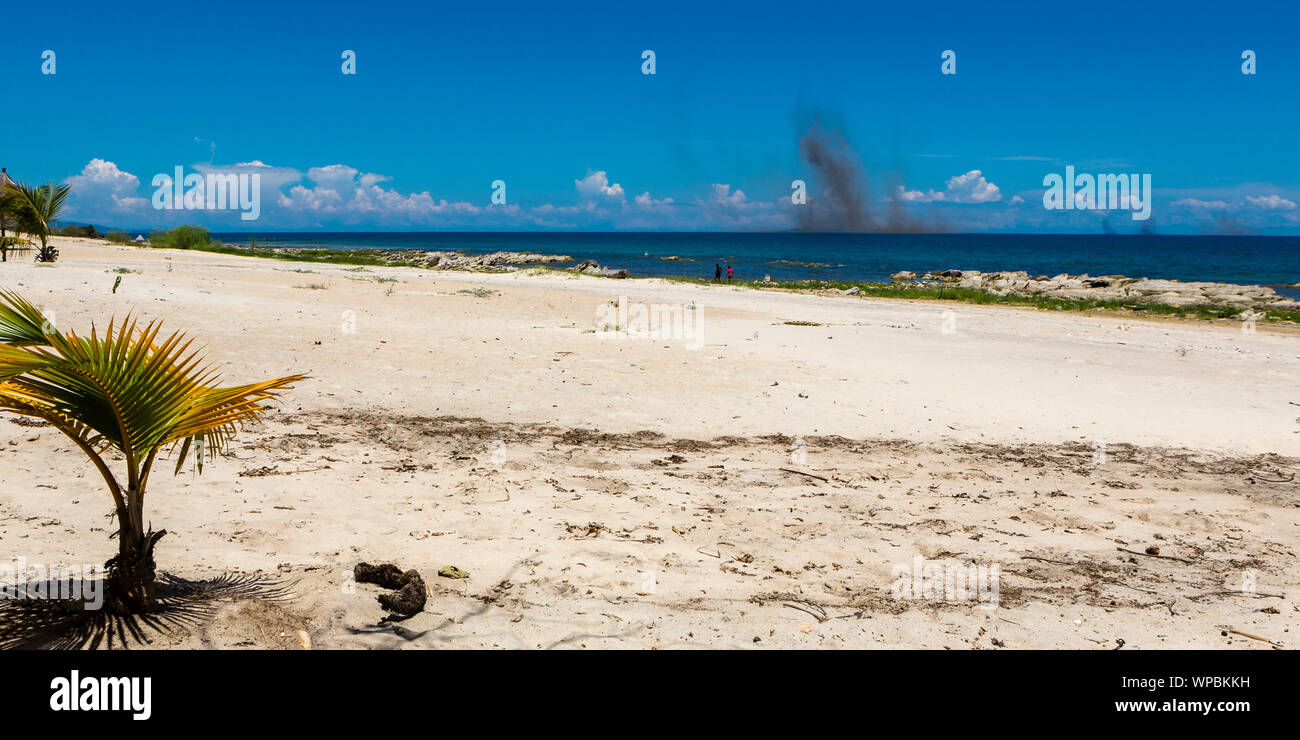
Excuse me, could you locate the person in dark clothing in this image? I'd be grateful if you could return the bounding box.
[714,264,722,282]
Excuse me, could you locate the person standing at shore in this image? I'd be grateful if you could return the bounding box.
[714,263,722,282]
[727,264,733,282]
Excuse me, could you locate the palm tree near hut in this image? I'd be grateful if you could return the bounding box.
[0,291,304,613]
[6,180,70,263]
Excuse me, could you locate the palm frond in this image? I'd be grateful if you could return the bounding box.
[8,181,71,236]
[0,290,54,346]
[0,294,304,477]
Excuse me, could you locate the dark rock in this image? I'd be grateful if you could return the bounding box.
[376,571,427,616]
[354,562,407,589]
[573,259,628,278]
[355,562,428,616]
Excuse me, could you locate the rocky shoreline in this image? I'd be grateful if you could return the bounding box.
[222,243,642,277]
[373,251,629,278]
[376,250,573,272]
[571,259,628,278]
[232,246,577,272]
[889,269,1300,311]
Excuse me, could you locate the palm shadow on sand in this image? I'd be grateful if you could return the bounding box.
[0,572,293,650]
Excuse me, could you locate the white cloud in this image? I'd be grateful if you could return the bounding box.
[706,183,747,206]
[1172,198,1230,210]
[894,170,1002,204]
[1173,195,1297,212]
[575,171,625,200]
[893,186,930,203]
[63,159,149,214]
[634,191,674,208]
[195,160,302,191]
[940,170,1002,203]
[279,164,481,224]
[305,164,359,188]
[1244,194,1297,211]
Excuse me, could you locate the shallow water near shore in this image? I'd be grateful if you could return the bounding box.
[211,232,1300,298]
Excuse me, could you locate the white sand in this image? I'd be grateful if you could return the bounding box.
[0,236,1295,649]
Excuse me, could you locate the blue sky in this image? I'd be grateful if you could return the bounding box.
[3,0,1299,233]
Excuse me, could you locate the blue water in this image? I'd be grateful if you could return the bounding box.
[212,232,1300,299]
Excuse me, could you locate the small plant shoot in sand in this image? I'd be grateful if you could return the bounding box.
[0,291,303,614]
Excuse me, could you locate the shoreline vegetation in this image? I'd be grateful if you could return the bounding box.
[91,225,1300,325]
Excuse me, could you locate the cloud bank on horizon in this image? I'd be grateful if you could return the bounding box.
[57,156,1300,235]
[60,158,798,231]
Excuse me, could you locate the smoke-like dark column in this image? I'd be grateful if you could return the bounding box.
[797,122,874,231]
[795,119,942,233]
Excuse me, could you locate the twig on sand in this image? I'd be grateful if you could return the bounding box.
[783,601,829,623]
[1117,547,1195,564]
[1189,590,1285,601]
[696,547,721,558]
[1248,471,1295,483]
[1021,555,1074,566]
[1221,627,1283,649]
[241,465,331,477]
[779,467,829,483]
[281,465,330,475]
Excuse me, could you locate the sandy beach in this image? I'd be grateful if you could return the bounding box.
[1,236,1296,649]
